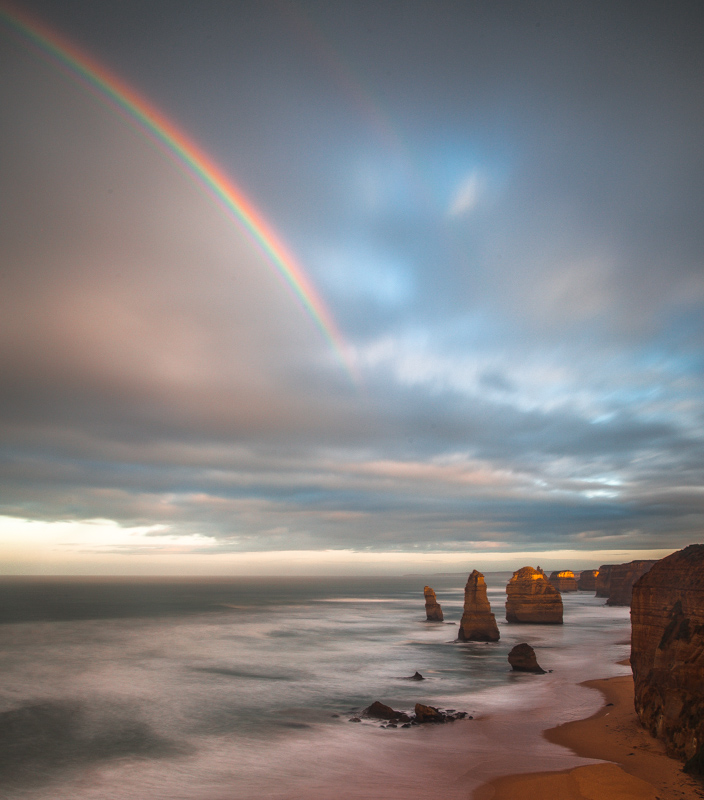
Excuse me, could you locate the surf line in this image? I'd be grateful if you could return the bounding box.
[0,3,359,385]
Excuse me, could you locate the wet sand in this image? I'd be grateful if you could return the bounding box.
[473,672,704,800]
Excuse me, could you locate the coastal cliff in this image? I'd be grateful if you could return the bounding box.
[631,544,704,765]
[595,564,615,597]
[506,567,563,624]
[606,560,656,606]
[424,586,443,621]
[548,570,578,592]
[458,570,499,641]
[578,569,599,591]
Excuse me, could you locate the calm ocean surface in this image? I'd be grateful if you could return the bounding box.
[0,574,631,799]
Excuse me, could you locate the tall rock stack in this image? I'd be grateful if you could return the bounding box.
[505,567,563,624]
[595,564,615,597]
[578,569,599,591]
[548,570,579,592]
[631,545,704,765]
[606,560,657,606]
[424,586,444,621]
[458,570,500,641]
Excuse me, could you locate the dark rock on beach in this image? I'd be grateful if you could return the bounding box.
[356,701,470,726]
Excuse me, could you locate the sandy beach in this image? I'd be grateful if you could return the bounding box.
[473,671,704,800]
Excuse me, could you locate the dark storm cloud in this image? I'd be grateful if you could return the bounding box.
[1,0,703,565]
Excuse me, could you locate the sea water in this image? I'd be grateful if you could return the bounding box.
[0,574,631,799]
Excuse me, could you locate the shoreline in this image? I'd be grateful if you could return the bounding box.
[472,672,704,800]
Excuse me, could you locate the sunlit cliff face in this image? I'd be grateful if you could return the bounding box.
[557,570,575,579]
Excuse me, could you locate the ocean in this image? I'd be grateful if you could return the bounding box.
[0,574,632,799]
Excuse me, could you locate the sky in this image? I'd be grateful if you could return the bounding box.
[1,0,703,574]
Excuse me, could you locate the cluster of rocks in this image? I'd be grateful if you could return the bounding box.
[415,545,704,776]
[351,700,472,727]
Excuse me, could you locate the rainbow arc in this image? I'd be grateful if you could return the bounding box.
[0,3,358,384]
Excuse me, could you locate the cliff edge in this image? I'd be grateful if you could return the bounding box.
[631,544,704,766]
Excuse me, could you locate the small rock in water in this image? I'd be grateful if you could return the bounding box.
[349,717,361,723]
[508,643,546,674]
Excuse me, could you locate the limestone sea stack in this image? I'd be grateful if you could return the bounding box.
[595,564,615,597]
[424,586,444,621]
[458,570,499,641]
[548,570,579,592]
[606,559,657,606]
[506,566,563,624]
[578,569,599,591]
[631,545,704,766]
[508,643,546,674]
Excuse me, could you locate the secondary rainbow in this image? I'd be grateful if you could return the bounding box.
[0,3,357,383]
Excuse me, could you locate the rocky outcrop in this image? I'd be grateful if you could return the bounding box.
[508,643,546,673]
[506,566,563,624]
[631,545,704,765]
[548,570,579,592]
[363,701,410,722]
[413,704,468,723]
[356,701,470,726]
[578,569,599,591]
[596,564,615,597]
[458,570,500,641]
[424,586,443,621]
[606,560,657,606]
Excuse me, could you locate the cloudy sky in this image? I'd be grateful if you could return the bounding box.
[1,0,703,574]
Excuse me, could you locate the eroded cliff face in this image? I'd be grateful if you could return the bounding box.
[548,570,578,592]
[595,564,615,597]
[505,566,563,624]
[578,569,599,591]
[631,544,704,764]
[606,560,656,606]
[424,586,443,621]
[458,570,499,641]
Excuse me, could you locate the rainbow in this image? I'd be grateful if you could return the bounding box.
[0,3,358,384]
